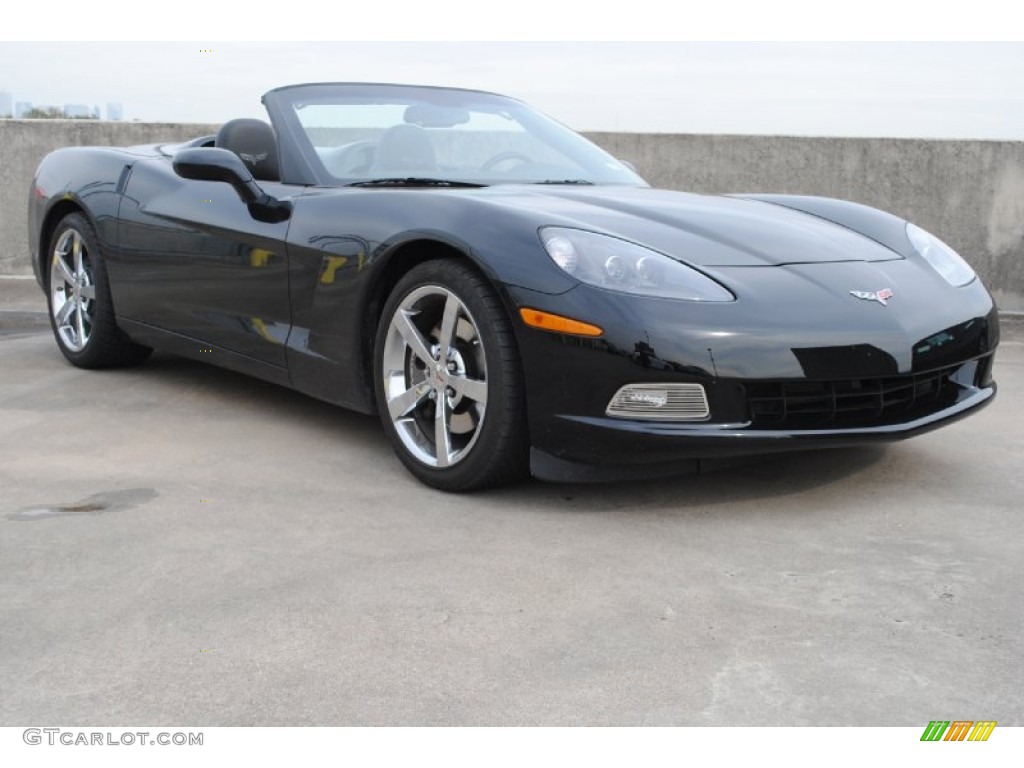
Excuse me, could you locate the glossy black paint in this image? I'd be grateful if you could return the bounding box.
[173,148,292,223]
[115,157,294,369]
[27,84,999,480]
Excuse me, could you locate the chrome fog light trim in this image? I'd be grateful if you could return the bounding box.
[606,383,710,421]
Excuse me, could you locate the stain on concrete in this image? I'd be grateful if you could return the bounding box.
[7,488,158,521]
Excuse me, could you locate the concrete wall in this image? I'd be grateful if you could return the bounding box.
[0,119,218,278]
[3,121,1022,310]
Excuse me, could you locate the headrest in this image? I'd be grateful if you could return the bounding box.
[216,119,280,181]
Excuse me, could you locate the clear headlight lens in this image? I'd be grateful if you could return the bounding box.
[906,222,976,287]
[540,228,734,301]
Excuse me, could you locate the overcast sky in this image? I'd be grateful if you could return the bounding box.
[2,41,1022,139]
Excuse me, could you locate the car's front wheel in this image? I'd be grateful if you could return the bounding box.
[374,259,528,491]
[46,212,151,368]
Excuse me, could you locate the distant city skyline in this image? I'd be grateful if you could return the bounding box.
[0,88,122,120]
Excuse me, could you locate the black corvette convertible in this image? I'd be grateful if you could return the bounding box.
[28,83,999,490]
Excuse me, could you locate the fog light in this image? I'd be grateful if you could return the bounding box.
[606,383,709,421]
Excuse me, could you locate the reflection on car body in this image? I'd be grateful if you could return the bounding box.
[27,82,998,491]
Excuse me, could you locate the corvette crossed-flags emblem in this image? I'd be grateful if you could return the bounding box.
[850,288,894,306]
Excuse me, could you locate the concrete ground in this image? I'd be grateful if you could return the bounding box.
[1,277,1021,726]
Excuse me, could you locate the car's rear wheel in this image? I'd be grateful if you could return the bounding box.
[46,212,151,368]
[374,259,528,491]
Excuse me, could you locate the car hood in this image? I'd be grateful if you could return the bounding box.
[487,185,902,267]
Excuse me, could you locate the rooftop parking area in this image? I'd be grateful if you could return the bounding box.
[1,280,1021,725]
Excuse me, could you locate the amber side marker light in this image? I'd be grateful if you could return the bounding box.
[519,308,603,337]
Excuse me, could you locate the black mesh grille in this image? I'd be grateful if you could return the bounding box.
[745,364,967,429]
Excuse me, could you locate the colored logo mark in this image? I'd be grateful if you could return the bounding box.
[850,287,894,306]
[920,720,996,741]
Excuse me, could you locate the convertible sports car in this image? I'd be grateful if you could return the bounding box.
[28,83,999,490]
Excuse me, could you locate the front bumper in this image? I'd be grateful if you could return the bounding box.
[507,279,999,480]
[528,382,994,480]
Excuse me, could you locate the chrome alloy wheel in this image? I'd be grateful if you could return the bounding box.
[49,227,96,352]
[381,285,489,468]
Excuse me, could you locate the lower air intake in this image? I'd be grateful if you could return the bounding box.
[745,364,969,429]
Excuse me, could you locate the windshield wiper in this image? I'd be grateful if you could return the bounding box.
[347,177,486,188]
[534,179,595,185]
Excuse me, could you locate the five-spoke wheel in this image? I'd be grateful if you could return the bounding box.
[381,285,489,468]
[45,213,151,368]
[374,260,528,490]
[50,226,96,352]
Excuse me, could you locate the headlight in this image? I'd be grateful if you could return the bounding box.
[906,222,976,287]
[540,228,734,301]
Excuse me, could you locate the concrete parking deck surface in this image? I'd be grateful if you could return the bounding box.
[1,282,1021,725]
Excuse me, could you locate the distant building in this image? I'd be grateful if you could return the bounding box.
[92,105,101,120]
[107,102,123,121]
[0,90,12,118]
[15,101,32,118]
[64,103,92,118]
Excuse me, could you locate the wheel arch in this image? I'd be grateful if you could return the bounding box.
[366,250,530,489]
[37,198,91,285]
[360,237,518,406]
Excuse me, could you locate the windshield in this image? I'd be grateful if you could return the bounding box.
[275,84,646,187]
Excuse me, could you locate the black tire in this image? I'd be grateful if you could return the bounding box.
[45,212,151,369]
[373,259,529,491]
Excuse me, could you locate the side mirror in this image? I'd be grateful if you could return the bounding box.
[173,147,291,223]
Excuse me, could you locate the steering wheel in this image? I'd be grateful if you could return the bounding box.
[480,150,532,172]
